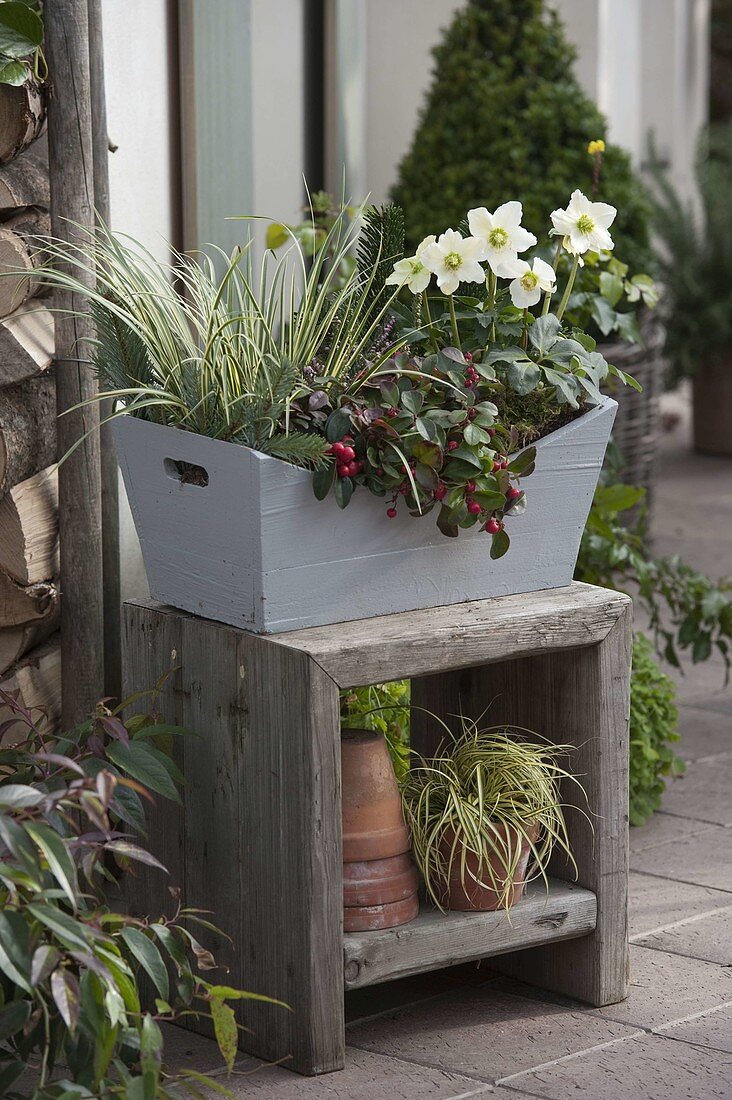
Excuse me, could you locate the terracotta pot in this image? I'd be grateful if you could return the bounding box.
[343,852,419,908]
[693,360,732,456]
[341,728,410,861]
[344,893,419,932]
[437,822,540,912]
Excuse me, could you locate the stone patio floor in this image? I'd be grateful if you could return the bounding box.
[163,398,732,1098]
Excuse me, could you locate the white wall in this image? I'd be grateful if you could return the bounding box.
[102,0,177,600]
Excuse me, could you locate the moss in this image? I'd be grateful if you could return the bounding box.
[493,386,584,447]
[391,0,651,273]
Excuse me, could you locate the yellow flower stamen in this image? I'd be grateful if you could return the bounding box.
[587,139,606,155]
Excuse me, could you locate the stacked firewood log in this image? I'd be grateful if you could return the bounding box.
[0,81,60,731]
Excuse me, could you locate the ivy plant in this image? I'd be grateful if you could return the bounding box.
[0,1,45,85]
[629,633,684,826]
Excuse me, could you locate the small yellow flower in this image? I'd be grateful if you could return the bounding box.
[587,139,606,156]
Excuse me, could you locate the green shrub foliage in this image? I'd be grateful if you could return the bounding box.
[391,0,651,271]
[629,633,684,826]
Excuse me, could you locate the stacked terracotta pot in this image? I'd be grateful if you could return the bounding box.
[341,729,419,931]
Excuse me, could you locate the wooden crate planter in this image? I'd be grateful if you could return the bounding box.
[113,398,617,634]
[123,581,631,1076]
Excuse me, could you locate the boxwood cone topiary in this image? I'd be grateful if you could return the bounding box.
[391,0,651,273]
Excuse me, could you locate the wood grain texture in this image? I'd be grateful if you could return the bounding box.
[46,0,104,724]
[123,602,345,1075]
[0,299,53,387]
[0,80,45,165]
[0,599,60,674]
[0,370,56,494]
[0,571,57,627]
[0,635,60,734]
[274,582,631,689]
[0,148,49,211]
[114,401,616,634]
[343,879,597,990]
[412,607,633,1008]
[0,467,58,584]
[0,209,49,317]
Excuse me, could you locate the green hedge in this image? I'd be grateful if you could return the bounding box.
[391,0,651,272]
[629,633,684,826]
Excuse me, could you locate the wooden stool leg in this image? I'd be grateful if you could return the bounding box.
[412,606,632,1007]
[123,606,346,1075]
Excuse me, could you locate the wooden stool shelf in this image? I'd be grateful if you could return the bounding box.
[344,878,597,990]
[122,580,631,1077]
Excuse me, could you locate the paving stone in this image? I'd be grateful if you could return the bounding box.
[630,811,713,853]
[658,759,732,825]
[595,945,732,1030]
[658,1003,732,1054]
[347,984,638,1081]
[629,871,732,937]
[630,825,732,891]
[676,707,732,762]
[669,662,732,713]
[499,1032,732,1099]
[162,1025,495,1099]
[636,907,732,965]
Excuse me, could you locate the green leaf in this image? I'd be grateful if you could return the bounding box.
[31,944,60,987]
[312,463,335,501]
[0,1061,25,1095]
[449,444,482,469]
[105,741,181,804]
[51,968,80,1035]
[25,821,79,907]
[590,296,616,336]
[333,475,354,509]
[615,311,641,345]
[692,633,712,663]
[412,440,441,468]
[265,222,289,250]
[0,2,42,57]
[507,446,537,476]
[528,314,559,356]
[0,58,26,84]
[490,528,510,559]
[325,409,351,442]
[507,359,540,395]
[149,923,189,974]
[120,928,169,1001]
[106,840,168,872]
[599,271,624,307]
[0,999,30,1042]
[210,995,238,1074]
[401,389,424,415]
[0,911,31,992]
[0,783,44,809]
[463,422,492,445]
[26,903,91,952]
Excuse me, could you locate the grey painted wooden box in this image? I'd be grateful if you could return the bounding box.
[113,397,617,634]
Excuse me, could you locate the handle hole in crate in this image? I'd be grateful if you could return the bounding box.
[164,458,209,487]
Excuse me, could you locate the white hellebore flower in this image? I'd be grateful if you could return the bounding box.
[420,229,486,295]
[508,257,557,309]
[467,201,537,277]
[385,235,435,295]
[550,189,617,255]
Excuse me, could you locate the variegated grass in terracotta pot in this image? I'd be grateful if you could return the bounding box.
[400,720,588,913]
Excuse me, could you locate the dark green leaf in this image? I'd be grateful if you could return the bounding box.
[507,359,540,395]
[590,296,616,336]
[26,903,91,952]
[105,741,181,804]
[31,944,60,987]
[401,389,424,415]
[0,1060,25,1095]
[0,911,31,991]
[507,446,537,476]
[106,840,167,872]
[0,999,30,1042]
[25,821,78,906]
[0,783,44,809]
[333,475,354,509]
[0,59,26,84]
[51,968,80,1035]
[325,409,350,442]
[0,3,42,57]
[312,463,335,501]
[490,528,510,560]
[120,928,169,1001]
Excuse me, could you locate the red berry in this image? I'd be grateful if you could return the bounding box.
[486,518,501,534]
[488,428,496,438]
[434,483,447,501]
[464,352,473,362]
[399,485,409,495]
[465,481,476,493]
[387,406,399,417]
[337,463,350,477]
[467,500,481,515]
[376,467,384,476]
[467,408,477,420]
[492,460,501,472]
[340,445,356,462]
[448,440,459,451]
[332,442,345,456]
[386,507,397,518]
[501,460,509,469]
[507,486,521,501]
[346,461,359,477]
[355,460,364,474]
[342,435,354,443]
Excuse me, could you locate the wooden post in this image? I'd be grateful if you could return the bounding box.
[45,0,104,724]
[87,0,121,704]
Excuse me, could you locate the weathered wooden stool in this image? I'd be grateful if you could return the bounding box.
[123,581,631,1076]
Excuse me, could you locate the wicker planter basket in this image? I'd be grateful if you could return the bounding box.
[601,318,666,500]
